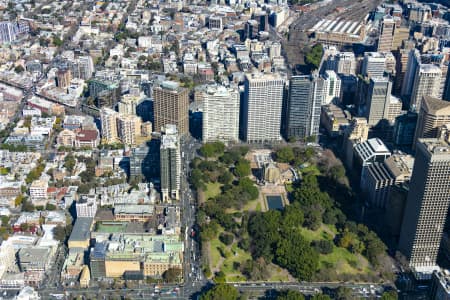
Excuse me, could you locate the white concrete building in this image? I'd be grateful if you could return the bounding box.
[202,85,240,143]
[242,72,284,143]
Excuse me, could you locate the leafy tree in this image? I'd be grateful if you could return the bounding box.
[200,142,225,158]
[218,171,233,185]
[162,268,181,283]
[275,230,319,281]
[305,44,323,70]
[276,290,305,300]
[248,210,281,261]
[335,287,353,300]
[200,284,239,300]
[14,65,24,73]
[311,294,332,300]
[22,201,35,212]
[274,147,295,163]
[219,232,234,245]
[45,203,56,211]
[312,240,334,255]
[64,154,76,173]
[14,195,26,207]
[234,158,251,178]
[52,35,63,46]
[381,291,398,300]
[53,223,73,243]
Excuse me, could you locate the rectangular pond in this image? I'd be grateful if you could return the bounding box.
[266,195,284,210]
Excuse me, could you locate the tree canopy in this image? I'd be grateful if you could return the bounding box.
[200,284,239,300]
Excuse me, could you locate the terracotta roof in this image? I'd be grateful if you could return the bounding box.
[76,130,98,141]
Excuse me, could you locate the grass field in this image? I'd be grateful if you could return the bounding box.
[204,182,222,201]
[299,224,372,276]
[209,228,253,281]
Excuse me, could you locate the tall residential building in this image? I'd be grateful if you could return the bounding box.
[410,64,441,111]
[100,107,119,143]
[0,22,17,43]
[413,95,450,148]
[117,114,142,146]
[56,68,72,89]
[322,70,341,105]
[153,81,189,135]
[160,125,181,202]
[242,73,284,143]
[118,95,140,115]
[363,77,393,126]
[202,85,239,143]
[398,138,450,278]
[401,49,421,99]
[377,15,395,52]
[286,74,323,140]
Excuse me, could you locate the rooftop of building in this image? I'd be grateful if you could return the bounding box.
[18,246,51,263]
[422,95,450,114]
[114,204,154,215]
[418,138,450,155]
[68,217,93,242]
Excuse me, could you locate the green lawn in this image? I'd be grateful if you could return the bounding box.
[204,182,223,200]
[208,228,253,281]
[298,224,372,276]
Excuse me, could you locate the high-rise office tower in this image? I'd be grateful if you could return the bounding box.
[286,73,324,140]
[241,73,284,143]
[377,15,396,52]
[413,95,450,148]
[398,138,450,278]
[117,114,142,146]
[153,81,189,135]
[401,49,421,99]
[362,52,387,78]
[100,107,119,143]
[363,77,393,126]
[202,85,239,143]
[410,64,441,111]
[160,125,181,202]
[336,52,357,75]
[322,70,341,105]
[394,43,415,95]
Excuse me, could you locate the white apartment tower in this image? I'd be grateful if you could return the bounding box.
[117,114,142,146]
[100,107,119,143]
[202,85,240,143]
[410,64,442,111]
[242,73,284,143]
[322,70,341,105]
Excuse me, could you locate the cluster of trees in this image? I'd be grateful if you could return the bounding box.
[305,43,323,70]
[137,55,162,71]
[273,146,315,166]
[25,162,45,184]
[53,223,73,243]
[248,208,318,281]
[199,142,226,159]
[64,154,77,174]
[0,144,28,152]
[199,284,240,300]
